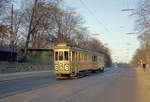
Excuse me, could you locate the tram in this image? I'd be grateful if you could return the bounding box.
[54,43,105,79]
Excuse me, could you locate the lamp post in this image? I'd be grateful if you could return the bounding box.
[92,34,100,36]
[63,12,76,14]
[127,32,137,35]
[121,8,135,11]
[104,43,109,46]
[91,34,100,40]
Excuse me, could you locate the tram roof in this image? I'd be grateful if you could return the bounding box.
[55,43,104,56]
[71,46,104,56]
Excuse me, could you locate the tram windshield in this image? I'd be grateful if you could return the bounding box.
[55,51,69,61]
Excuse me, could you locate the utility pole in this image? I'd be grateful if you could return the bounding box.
[25,0,38,56]
[9,4,13,62]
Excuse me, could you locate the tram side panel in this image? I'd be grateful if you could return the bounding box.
[77,52,98,72]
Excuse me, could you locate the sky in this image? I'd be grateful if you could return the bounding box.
[63,0,140,63]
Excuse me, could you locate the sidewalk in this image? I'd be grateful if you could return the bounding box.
[0,70,53,82]
[136,67,150,102]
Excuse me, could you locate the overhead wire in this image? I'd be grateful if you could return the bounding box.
[79,0,109,32]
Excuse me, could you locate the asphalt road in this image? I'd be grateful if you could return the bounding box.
[0,67,150,102]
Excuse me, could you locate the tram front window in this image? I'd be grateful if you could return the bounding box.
[64,51,68,60]
[55,51,69,61]
[55,52,58,61]
[59,51,63,61]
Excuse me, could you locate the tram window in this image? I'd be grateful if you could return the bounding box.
[80,53,82,61]
[87,54,89,61]
[88,55,89,61]
[95,56,97,62]
[99,57,101,62]
[59,51,63,61]
[82,53,84,61]
[88,55,91,61]
[98,57,100,62]
[84,54,87,61]
[64,51,68,60]
[55,52,58,61]
[79,53,80,61]
[92,56,97,62]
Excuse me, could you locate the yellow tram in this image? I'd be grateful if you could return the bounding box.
[54,43,105,79]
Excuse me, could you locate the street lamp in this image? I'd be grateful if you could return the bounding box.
[127,32,138,35]
[91,33,100,39]
[63,12,76,14]
[121,8,135,11]
[92,34,100,36]
[126,43,131,45]
[104,43,108,46]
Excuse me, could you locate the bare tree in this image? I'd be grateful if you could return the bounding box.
[130,47,147,68]
[1,8,26,50]
[130,0,150,67]
[0,25,9,46]
[24,0,62,51]
[0,0,12,16]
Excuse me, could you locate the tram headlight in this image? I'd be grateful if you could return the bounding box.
[64,64,69,71]
[55,64,58,70]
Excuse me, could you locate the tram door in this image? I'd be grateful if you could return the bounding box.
[72,51,77,73]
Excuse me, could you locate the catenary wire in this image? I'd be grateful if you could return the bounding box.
[79,0,109,32]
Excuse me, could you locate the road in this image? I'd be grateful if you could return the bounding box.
[0,67,150,102]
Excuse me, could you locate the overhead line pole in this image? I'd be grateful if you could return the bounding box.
[25,0,38,56]
[9,4,13,62]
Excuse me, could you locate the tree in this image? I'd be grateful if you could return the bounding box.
[130,0,150,68]
[24,0,62,50]
[0,0,112,66]
[129,48,147,68]
[0,25,9,46]
[138,31,150,47]
[132,0,150,33]
[0,0,12,16]
[0,0,12,26]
